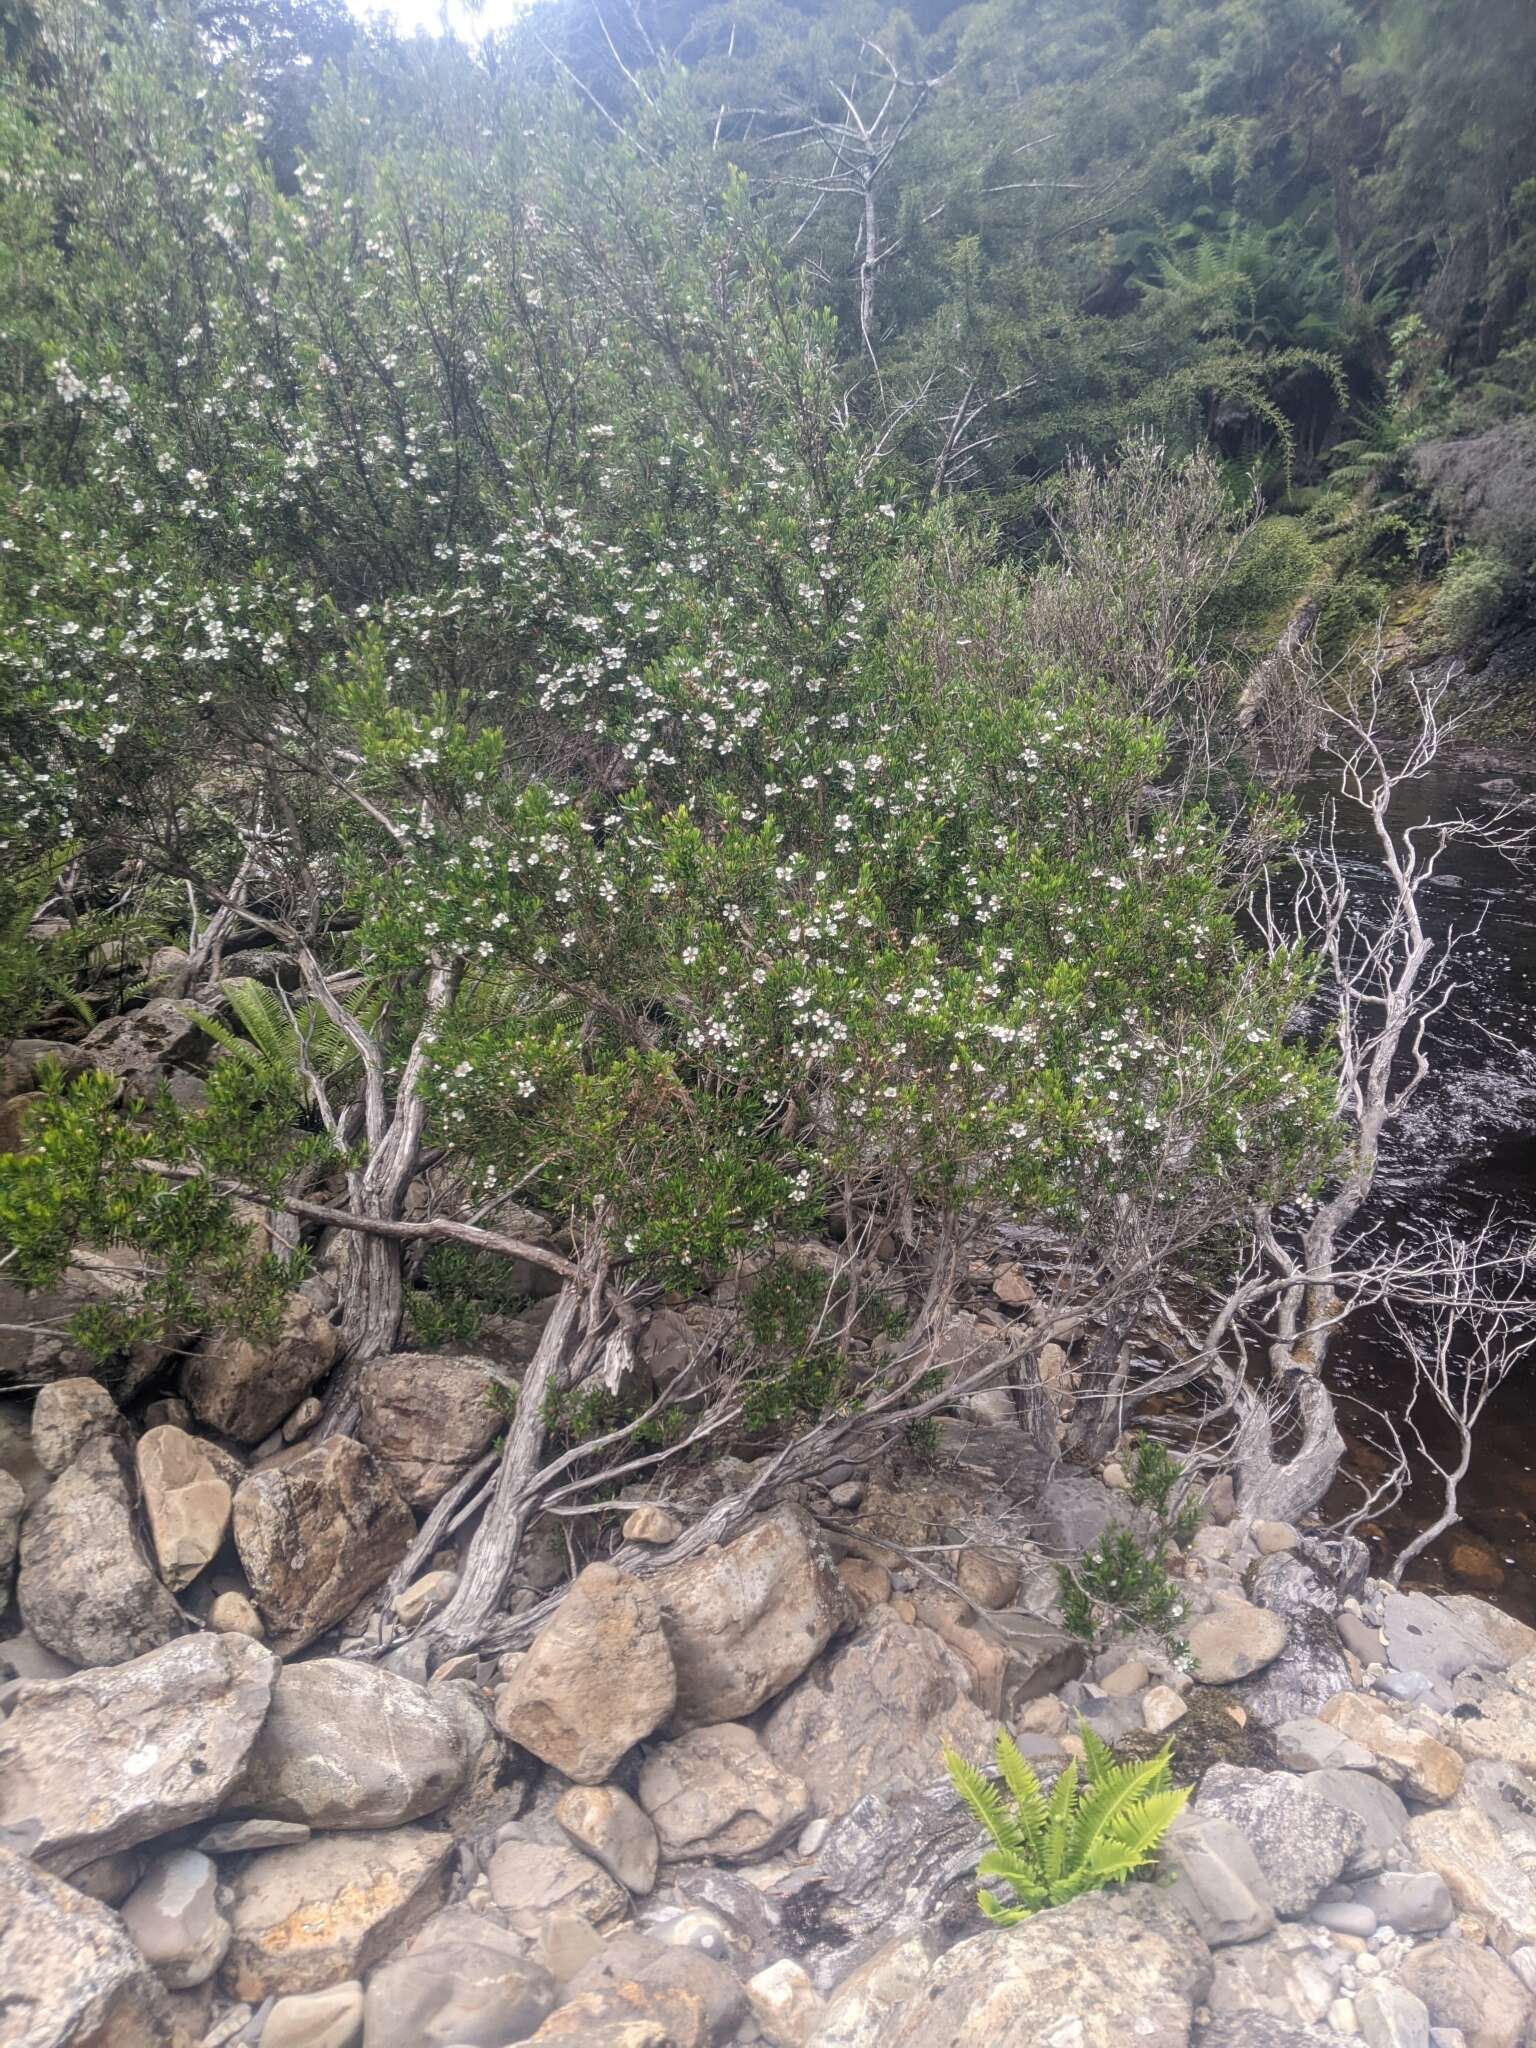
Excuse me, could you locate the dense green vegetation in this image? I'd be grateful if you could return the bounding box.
[0,0,1529,1569]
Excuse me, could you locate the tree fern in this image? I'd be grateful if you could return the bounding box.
[945,1723,1190,1925]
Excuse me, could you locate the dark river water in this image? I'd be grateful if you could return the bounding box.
[1301,750,1536,1614]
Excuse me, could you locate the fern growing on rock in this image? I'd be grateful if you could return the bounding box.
[944,1723,1190,1924]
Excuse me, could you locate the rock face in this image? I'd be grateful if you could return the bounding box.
[31,1376,130,1475]
[494,1562,676,1782]
[1195,1764,1364,1915]
[183,1292,341,1444]
[220,1828,454,1998]
[1407,1775,1536,1954]
[119,1847,230,1989]
[761,1609,996,1819]
[232,1435,414,1652]
[0,1632,277,1875]
[650,1506,855,1731]
[229,1657,468,1828]
[354,1351,502,1508]
[17,1439,185,1666]
[0,1843,185,2048]
[81,997,213,1078]
[135,1425,234,1591]
[639,1723,812,1863]
[879,1892,1211,2047]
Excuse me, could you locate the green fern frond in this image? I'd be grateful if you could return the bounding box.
[943,1745,1023,1856]
[993,1730,1050,1852]
[1070,1746,1179,1867]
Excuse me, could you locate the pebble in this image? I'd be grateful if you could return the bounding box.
[1312,1901,1378,1937]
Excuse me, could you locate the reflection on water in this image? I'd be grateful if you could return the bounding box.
[1296,751,1536,1616]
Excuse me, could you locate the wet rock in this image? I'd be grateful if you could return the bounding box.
[119,1848,230,1989]
[556,1783,660,1894]
[0,1632,276,1875]
[487,1840,629,1936]
[494,1562,675,1782]
[220,1828,453,1998]
[135,1425,234,1591]
[639,1722,811,1863]
[650,1506,855,1732]
[0,1842,185,2048]
[1187,1602,1288,1683]
[183,1293,341,1445]
[354,1352,502,1509]
[31,1376,130,1475]
[362,1919,556,2047]
[1160,1809,1278,1946]
[229,1657,468,1828]
[760,1609,995,1820]
[1196,1763,1365,1915]
[261,1981,364,2048]
[878,1890,1210,2047]
[1318,1694,1463,1803]
[1394,1938,1533,2048]
[16,1438,185,1667]
[232,1435,414,1653]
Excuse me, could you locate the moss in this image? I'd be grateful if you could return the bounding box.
[1116,1685,1278,1781]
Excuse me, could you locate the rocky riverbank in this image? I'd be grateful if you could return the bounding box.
[8,1334,1536,2048]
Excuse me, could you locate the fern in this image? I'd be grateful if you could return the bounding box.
[945,1723,1190,1925]
[193,977,378,1088]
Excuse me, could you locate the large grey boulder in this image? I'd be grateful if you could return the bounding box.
[354,1351,502,1508]
[183,1291,340,1444]
[494,1561,676,1783]
[485,1839,629,1936]
[1302,1767,1409,1876]
[0,1843,187,2048]
[638,1722,811,1863]
[1236,1556,1355,1724]
[878,1891,1211,2047]
[1195,1764,1365,1916]
[760,1609,996,1819]
[650,1505,855,1731]
[17,1439,185,1667]
[1394,1936,1533,2048]
[1204,1922,1348,2029]
[232,1435,414,1652]
[81,997,214,1078]
[0,1631,277,1875]
[220,1828,454,1999]
[1186,1603,1288,1685]
[564,1932,747,2044]
[1160,1809,1278,1946]
[30,1376,130,1475]
[229,1657,469,1829]
[1194,2020,1335,2047]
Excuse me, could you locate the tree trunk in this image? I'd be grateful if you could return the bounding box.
[1231,1368,1345,1523]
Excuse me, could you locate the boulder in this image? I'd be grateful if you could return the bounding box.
[1302,1767,1409,1874]
[564,1932,746,2043]
[1382,1589,1513,1686]
[760,1609,998,1819]
[229,1657,468,1828]
[1394,1938,1533,2048]
[1272,1717,1375,1773]
[1195,1763,1365,1915]
[232,1435,414,1652]
[0,1843,186,2048]
[650,1506,855,1731]
[748,1960,825,2048]
[0,1632,277,1875]
[486,1840,629,1936]
[0,1466,22,1596]
[209,1590,264,1637]
[220,1828,453,1998]
[1187,1602,1288,1684]
[0,1250,172,1392]
[81,998,214,1077]
[1204,1921,1348,2028]
[17,1438,185,1666]
[261,1982,364,2048]
[1349,1872,1453,1935]
[1159,1809,1279,1946]
[955,1549,1019,1610]
[353,1352,502,1509]
[493,1562,675,1782]
[638,1722,811,1863]
[362,1920,556,2048]
[183,1293,340,1444]
[1354,1983,1431,2048]
[119,1848,230,1989]
[624,1506,684,1545]
[1317,1694,1464,1803]
[1407,1793,1536,1955]
[879,1891,1211,2047]
[803,1930,945,2048]
[135,1425,234,1591]
[556,1784,660,1895]
[31,1376,129,1475]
